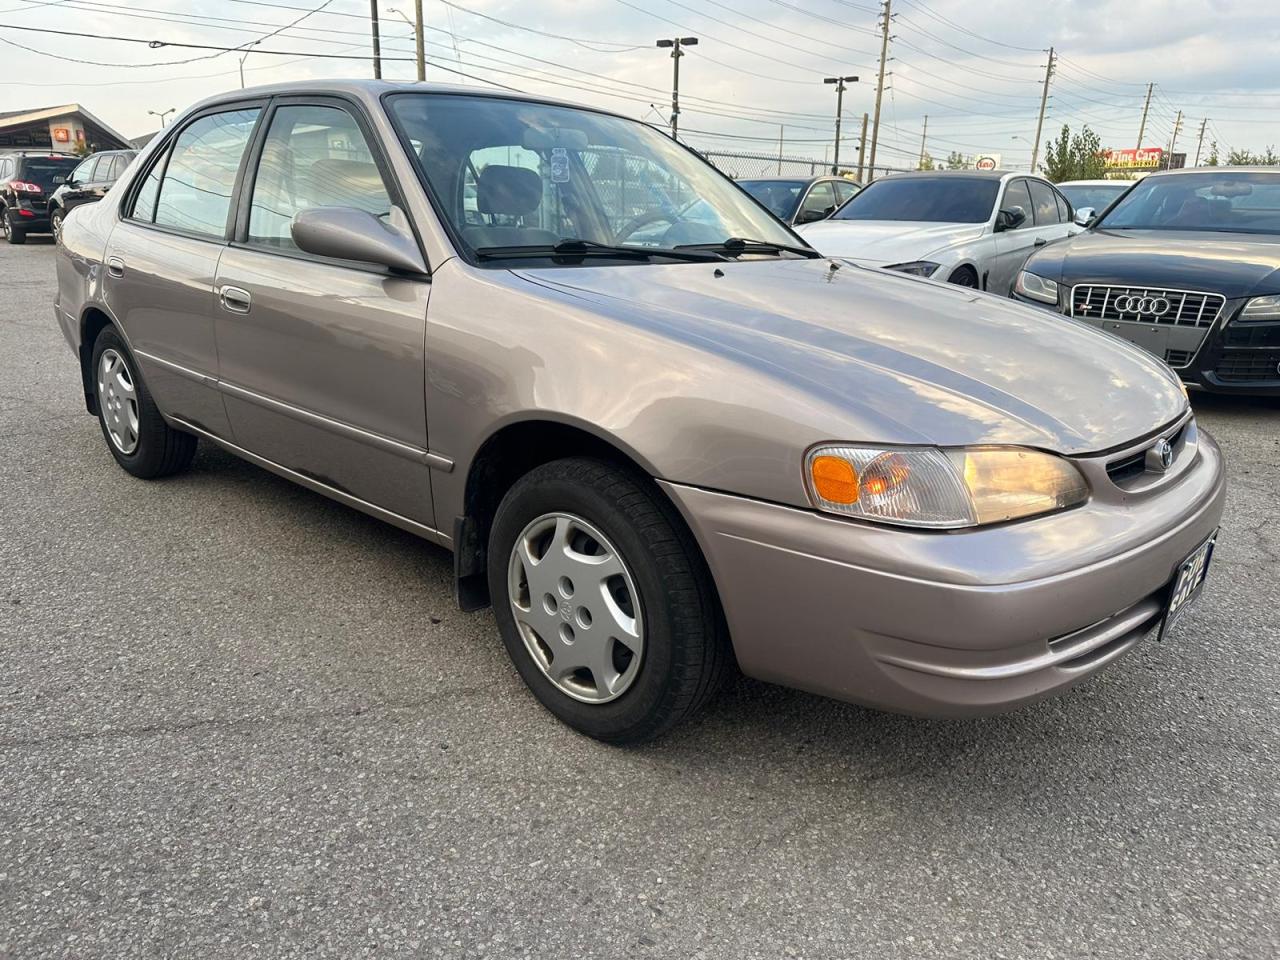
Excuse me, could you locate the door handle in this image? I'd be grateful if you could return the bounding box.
[106,256,125,278]
[1033,237,1048,247]
[219,285,252,314]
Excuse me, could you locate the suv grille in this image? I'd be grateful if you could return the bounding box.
[1216,350,1280,383]
[1071,285,1224,327]
[1164,349,1194,368]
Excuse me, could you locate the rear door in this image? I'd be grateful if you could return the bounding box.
[62,155,99,212]
[103,104,263,440]
[1027,177,1075,248]
[213,96,434,526]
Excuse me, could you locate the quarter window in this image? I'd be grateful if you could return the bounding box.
[152,108,260,238]
[247,104,392,251]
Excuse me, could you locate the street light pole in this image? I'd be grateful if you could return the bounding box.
[148,108,175,128]
[823,75,858,175]
[656,37,698,139]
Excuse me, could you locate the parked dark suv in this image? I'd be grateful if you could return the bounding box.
[48,149,136,242]
[0,152,81,244]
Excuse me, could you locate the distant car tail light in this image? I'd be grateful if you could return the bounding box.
[10,180,42,193]
[17,209,34,218]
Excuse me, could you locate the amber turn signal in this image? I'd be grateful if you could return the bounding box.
[810,455,859,504]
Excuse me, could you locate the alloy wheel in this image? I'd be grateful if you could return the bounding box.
[97,348,139,454]
[507,512,644,703]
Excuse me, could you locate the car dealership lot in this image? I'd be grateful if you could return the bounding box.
[1,238,1277,958]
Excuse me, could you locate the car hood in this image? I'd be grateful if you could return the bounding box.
[794,219,986,263]
[513,257,1185,455]
[1024,228,1280,298]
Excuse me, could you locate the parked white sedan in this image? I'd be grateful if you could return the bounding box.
[797,170,1080,294]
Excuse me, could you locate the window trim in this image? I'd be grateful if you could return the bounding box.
[119,99,268,244]
[229,92,428,276]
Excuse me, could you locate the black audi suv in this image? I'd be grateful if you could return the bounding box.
[1013,167,1280,395]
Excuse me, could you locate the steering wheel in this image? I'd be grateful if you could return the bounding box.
[614,210,679,244]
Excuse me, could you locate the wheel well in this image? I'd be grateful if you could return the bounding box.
[79,308,113,414]
[948,264,979,284]
[453,420,658,611]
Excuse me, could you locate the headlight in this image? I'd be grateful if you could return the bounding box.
[1014,270,1059,305]
[1240,294,1280,322]
[884,260,941,278]
[805,445,1089,529]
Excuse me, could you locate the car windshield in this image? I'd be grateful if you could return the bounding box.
[18,156,79,189]
[830,176,1000,223]
[386,93,800,262]
[1097,171,1280,234]
[1058,183,1129,212]
[738,179,806,220]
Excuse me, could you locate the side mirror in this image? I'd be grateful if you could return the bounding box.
[291,206,427,275]
[795,207,828,225]
[1074,206,1096,227]
[994,206,1027,232]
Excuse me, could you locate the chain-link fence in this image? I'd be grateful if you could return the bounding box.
[695,148,915,183]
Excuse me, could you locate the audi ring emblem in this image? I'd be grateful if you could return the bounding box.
[1113,294,1172,316]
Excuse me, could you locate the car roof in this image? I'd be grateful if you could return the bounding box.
[1144,165,1280,178]
[878,169,1024,182]
[737,175,844,183]
[1058,179,1132,187]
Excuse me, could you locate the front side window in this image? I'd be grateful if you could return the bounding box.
[248,104,393,251]
[799,181,837,220]
[831,176,1001,224]
[152,108,260,238]
[1027,179,1061,225]
[1097,172,1280,235]
[70,156,97,184]
[387,93,798,261]
[1001,180,1034,229]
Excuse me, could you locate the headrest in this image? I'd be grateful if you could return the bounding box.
[478,165,541,216]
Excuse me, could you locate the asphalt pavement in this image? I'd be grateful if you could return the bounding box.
[2,236,1278,959]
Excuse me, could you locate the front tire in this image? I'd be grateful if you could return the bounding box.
[488,457,729,744]
[91,326,197,478]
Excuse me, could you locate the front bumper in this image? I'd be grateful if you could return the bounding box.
[660,424,1226,717]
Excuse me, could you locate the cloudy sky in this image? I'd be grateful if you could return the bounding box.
[1,0,1276,171]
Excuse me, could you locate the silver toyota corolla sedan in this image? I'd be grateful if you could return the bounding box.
[54,81,1225,743]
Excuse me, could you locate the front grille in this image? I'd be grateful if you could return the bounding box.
[1106,421,1190,486]
[1071,285,1224,327]
[1164,348,1194,368]
[1216,350,1280,382]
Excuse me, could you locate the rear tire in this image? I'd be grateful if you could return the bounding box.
[2,210,26,245]
[90,325,196,479]
[487,457,729,744]
[50,207,65,243]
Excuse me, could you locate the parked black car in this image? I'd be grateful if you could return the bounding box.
[736,175,861,225]
[0,152,82,244]
[47,149,136,242]
[1014,167,1280,395]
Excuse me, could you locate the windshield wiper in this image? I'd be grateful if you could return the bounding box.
[675,236,821,259]
[474,238,725,263]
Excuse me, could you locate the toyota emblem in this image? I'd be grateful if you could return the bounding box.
[1145,438,1175,473]
[1113,294,1171,317]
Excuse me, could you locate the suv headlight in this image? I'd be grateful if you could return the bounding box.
[1240,295,1280,322]
[805,444,1089,529]
[1014,270,1059,305]
[884,261,941,278]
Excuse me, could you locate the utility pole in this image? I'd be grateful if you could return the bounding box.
[857,112,868,182]
[413,0,425,81]
[369,0,382,79]
[1194,117,1208,167]
[824,75,858,174]
[1136,82,1154,150]
[868,0,892,176]
[1029,46,1055,174]
[918,114,928,169]
[1167,110,1183,168]
[656,37,698,139]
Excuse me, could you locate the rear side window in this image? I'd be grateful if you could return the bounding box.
[1028,179,1062,225]
[247,104,392,251]
[1054,189,1070,221]
[105,155,127,182]
[130,146,167,223]
[152,108,260,238]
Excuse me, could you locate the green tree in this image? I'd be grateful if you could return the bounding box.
[1205,141,1219,166]
[944,150,966,170]
[1042,124,1107,182]
[918,150,935,171]
[1223,146,1280,166]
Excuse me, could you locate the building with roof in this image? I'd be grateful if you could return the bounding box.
[0,104,132,154]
